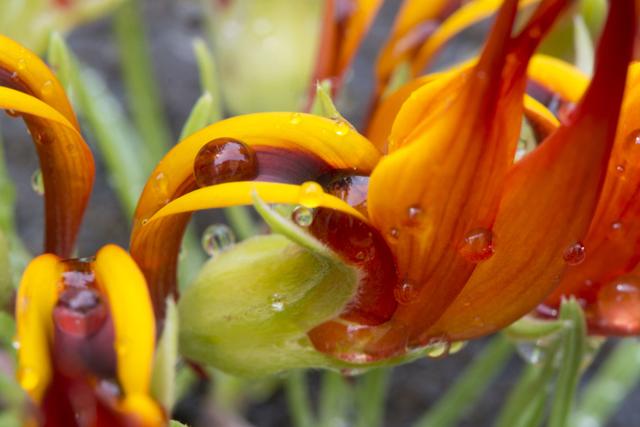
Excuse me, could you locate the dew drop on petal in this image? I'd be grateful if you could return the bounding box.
[201,224,235,257]
[616,164,625,174]
[40,80,54,97]
[18,367,39,392]
[292,206,314,227]
[152,171,169,203]
[17,58,26,71]
[270,293,285,312]
[563,242,586,265]
[299,181,324,208]
[289,112,302,125]
[394,281,418,305]
[459,228,494,262]
[388,227,400,240]
[334,119,350,136]
[449,341,466,354]
[193,138,258,187]
[31,169,44,195]
[406,204,423,225]
[425,339,450,359]
[597,275,640,332]
[611,221,623,231]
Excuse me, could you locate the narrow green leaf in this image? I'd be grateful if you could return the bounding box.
[355,368,391,427]
[318,371,350,427]
[179,92,214,141]
[151,298,179,411]
[193,38,223,123]
[549,298,587,427]
[310,80,342,120]
[286,370,315,427]
[504,316,566,342]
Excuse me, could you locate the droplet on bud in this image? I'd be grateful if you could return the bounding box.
[292,206,314,227]
[270,293,285,312]
[597,275,640,332]
[298,181,324,208]
[201,224,236,257]
[394,281,418,305]
[563,242,586,265]
[31,169,44,195]
[40,80,54,97]
[459,228,494,262]
[193,138,258,187]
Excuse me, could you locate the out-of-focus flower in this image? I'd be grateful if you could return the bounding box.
[0,35,163,426]
[132,0,635,374]
[0,0,125,54]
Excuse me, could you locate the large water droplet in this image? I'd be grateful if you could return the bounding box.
[40,80,54,97]
[270,293,285,312]
[394,281,418,305]
[459,228,494,262]
[18,367,39,391]
[201,224,236,256]
[597,275,640,332]
[299,181,324,208]
[193,138,258,187]
[292,206,314,227]
[563,242,586,265]
[31,169,44,195]
[334,119,350,136]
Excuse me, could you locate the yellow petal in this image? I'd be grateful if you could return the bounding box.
[93,245,162,425]
[15,254,61,402]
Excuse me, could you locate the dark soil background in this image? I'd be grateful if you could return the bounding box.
[1,0,639,426]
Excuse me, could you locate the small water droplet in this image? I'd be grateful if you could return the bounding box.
[459,228,494,262]
[292,206,314,227]
[12,340,20,350]
[334,119,350,136]
[17,58,26,71]
[270,293,285,312]
[563,242,586,265]
[616,164,625,174]
[611,221,623,231]
[153,171,169,203]
[289,112,302,125]
[597,275,640,332]
[394,281,418,305]
[18,367,39,391]
[299,181,324,208]
[40,80,54,97]
[425,339,450,358]
[406,204,423,225]
[388,227,400,239]
[449,341,466,354]
[141,218,149,226]
[201,224,236,256]
[193,138,258,187]
[31,169,44,195]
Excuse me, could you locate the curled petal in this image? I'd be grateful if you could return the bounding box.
[15,254,61,403]
[94,245,163,425]
[0,36,94,257]
[427,0,636,341]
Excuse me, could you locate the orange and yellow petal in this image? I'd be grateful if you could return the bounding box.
[0,36,94,257]
[94,245,163,426]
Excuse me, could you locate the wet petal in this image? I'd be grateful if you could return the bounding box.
[0,36,94,257]
[93,245,163,425]
[427,0,636,341]
[367,0,568,344]
[15,254,61,402]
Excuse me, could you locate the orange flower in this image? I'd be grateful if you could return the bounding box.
[0,35,163,426]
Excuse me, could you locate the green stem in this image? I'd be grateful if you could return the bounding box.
[285,370,315,427]
[572,339,640,427]
[355,368,391,427]
[318,371,350,427]
[113,0,172,163]
[414,335,513,427]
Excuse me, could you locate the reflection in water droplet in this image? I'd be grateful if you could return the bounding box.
[31,169,44,195]
[201,224,236,257]
[394,281,418,305]
[18,367,39,391]
[299,181,324,208]
[292,206,314,227]
[597,275,640,332]
[388,227,400,239]
[459,228,494,262]
[334,119,350,136]
[40,80,54,97]
[270,293,285,312]
[289,112,302,125]
[406,204,423,225]
[193,138,258,187]
[425,339,450,358]
[563,242,586,265]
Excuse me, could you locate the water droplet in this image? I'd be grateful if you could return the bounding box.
[141,218,149,226]
[388,227,400,239]
[611,221,623,231]
[616,164,625,174]
[597,275,640,332]
[292,206,314,227]
[299,181,324,208]
[153,171,169,203]
[18,367,39,391]
[459,228,494,262]
[406,204,423,225]
[563,242,586,265]
[629,130,640,145]
[31,169,44,195]
[201,224,235,256]
[270,293,285,312]
[12,340,20,350]
[449,341,466,354]
[17,58,26,71]
[394,281,418,305]
[425,339,450,358]
[193,138,258,187]
[515,340,546,364]
[289,112,302,125]
[334,119,350,136]
[40,80,54,97]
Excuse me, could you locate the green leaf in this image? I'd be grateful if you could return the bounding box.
[549,298,587,427]
[504,316,566,341]
[151,298,179,412]
[0,229,13,309]
[310,80,343,120]
[193,39,222,123]
[573,14,594,76]
[169,421,189,427]
[179,92,214,141]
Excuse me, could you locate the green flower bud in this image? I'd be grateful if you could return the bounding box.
[178,234,358,377]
